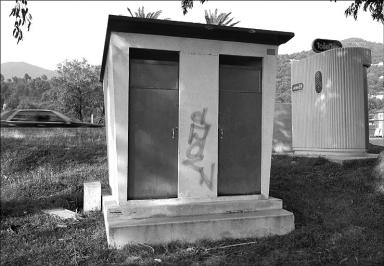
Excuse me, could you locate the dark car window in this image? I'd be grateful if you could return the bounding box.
[40,112,65,122]
[10,111,36,121]
[10,111,65,122]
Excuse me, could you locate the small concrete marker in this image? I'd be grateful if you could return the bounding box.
[43,208,78,220]
[84,181,101,213]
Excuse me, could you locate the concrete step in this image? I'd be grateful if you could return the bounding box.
[106,196,283,219]
[106,208,294,247]
[292,152,379,165]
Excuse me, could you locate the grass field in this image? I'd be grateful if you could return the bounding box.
[1,128,383,265]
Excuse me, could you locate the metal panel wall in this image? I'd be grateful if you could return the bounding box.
[291,47,371,155]
[128,51,179,200]
[218,55,262,196]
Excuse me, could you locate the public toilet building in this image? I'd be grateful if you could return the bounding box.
[100,15,295,247]
[291,47,374,158]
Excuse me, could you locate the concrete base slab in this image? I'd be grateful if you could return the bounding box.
[108,196,283,218]
[102,197,294,248]
[324,154,379,164]
[274,152,379,164]
[292,152,379,164]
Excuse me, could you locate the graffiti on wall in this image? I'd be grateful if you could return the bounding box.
[182,108,214,190]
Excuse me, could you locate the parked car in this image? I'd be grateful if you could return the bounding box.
[0,109,103,128]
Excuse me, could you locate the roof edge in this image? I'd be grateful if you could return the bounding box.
[100,15,294,81]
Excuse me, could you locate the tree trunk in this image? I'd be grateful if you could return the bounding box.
[77,86,83,121]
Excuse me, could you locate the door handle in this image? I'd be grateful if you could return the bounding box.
[172,127,178,139]
[219,128,224,140]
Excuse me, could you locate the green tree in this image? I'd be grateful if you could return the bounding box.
[343,0,383,23]
[127,6,168,19]
[368,97,384,113]
[16,99,38,109]
[27,76,51,99]
[1,74,11,109]
[0,74,53,111]
[182,0,206,15]
[204,9,240,26]
[183,1,383,23]
[3,76,26,109]
[44,59,103,122]
[24,73,31,83]
[9,0,32,44]
[7,94,20,110]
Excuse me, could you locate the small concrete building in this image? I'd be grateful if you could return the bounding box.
[291,47,373,157]
[100,15,295,248]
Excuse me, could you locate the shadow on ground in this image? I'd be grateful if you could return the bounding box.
[368,142,384,154]
[1,190,83,218]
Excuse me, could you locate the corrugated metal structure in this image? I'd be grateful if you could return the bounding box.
[291,47,371,156]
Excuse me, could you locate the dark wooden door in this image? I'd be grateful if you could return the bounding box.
[128,49,179,200]
[218,55,262,196]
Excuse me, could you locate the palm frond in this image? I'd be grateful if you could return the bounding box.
[224,17,234,26]
[137,6,143,18]
[127,8,134,17]
[204,9,240,27]
[228,20,240,27]
[152,10,162,19]
[127,6,164,19]
[204,10,209,23]
[219,12,231,25]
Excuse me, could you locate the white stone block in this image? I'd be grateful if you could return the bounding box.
[84,181,101,212]
[43,208,78,220]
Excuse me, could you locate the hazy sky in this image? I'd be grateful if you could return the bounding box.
[1,1,383,70]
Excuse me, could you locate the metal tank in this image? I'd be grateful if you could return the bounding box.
[291,47,371,156]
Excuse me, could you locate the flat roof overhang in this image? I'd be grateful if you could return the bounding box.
[100,15,294,81]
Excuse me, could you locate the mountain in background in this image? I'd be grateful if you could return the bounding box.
[276,38,383,103]
[341,38,383,64]
[1,62,56,80]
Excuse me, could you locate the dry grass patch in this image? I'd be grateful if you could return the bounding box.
[1,128,383,265]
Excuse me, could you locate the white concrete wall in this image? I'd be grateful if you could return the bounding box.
[178,52,219,199]
[104,32,279,202]
[261,54,277,197]
[104,49,118,202]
